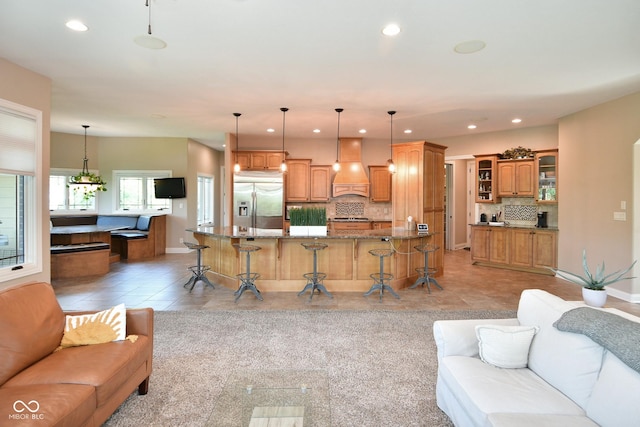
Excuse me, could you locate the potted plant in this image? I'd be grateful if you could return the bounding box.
[68,172,107,201]
[548,249,636,307]
[289,207,327,236]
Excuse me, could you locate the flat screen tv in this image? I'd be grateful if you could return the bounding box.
[154,177,186,199]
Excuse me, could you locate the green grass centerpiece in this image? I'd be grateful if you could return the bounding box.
[289,207,327,236]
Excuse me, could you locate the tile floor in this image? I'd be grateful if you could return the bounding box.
[52,249,640,316]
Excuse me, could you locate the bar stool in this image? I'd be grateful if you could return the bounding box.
[364,248,400,301]
[233,244,263,303]
[410,243,443,293]
[183,242,214,292]
[298,242,333,301]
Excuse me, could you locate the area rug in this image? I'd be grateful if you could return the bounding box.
[104,309,515,426]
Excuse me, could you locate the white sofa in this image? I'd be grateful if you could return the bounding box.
[433,289,640,427]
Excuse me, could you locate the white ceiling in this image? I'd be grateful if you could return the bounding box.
[1,0,639,150]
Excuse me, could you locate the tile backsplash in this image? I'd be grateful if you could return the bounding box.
[478,197,558,227]
[289,196,392,220]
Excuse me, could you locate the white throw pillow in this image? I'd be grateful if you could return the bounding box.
[475,324,539,368]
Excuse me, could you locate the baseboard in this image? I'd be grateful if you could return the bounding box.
[166,247,191,254]
[607,287,640,303]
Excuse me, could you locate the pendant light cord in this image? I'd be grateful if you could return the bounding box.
[146,0,152,34]
[280,108,288,172]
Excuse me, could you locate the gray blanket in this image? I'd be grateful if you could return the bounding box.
[554,307,640,373]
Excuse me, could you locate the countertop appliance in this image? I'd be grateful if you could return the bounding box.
[537,211,548,228]
[480,213,487,223]
[233,171,284,229]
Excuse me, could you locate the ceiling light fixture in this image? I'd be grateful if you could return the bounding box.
[280,107,288,173]
[404,129,412,134]
[233,113,241,173]
[66,20,88,32]
[387,111,396,174]
[468,124,477,130]
[333,108,343,172]
[382,23,401,36]
[358,129,367,134]
[313,129,321,133]
[512,118,522,124]
[134,0,167,49]
[68,125,107,200]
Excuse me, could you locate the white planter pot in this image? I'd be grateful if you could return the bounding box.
[582,287,607,308]
[289,226,327,237]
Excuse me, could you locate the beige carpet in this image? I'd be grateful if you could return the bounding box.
[104,309,515,426]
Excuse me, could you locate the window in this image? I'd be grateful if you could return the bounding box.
[114,170,172,213]
[0,99,42,281]
[49,169,98,212]
[197,175,214,225]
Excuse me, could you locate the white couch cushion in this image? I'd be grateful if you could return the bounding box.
[585,351,640,427]
[487,413,599,427]
[476,325,538,368]
[439,355,585,427]
[517,290,604,409]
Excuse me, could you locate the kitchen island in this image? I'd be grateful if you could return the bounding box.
[186,226,440,293]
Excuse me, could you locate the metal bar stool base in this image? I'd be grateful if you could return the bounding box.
[234,273,263,302]
[299,273,332,301]
[364,248,400,302]
[410,244,443,294]
[184,266,215,292]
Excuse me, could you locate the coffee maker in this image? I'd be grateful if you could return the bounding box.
[536,212,548,228]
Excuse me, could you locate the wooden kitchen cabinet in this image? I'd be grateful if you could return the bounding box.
[368,166,392,202]
[475,155,499,203]
[497,159,534,197]
[285,159,311,202]
[372,221,392,230]
[535,149,558,203]
[510,228,557,270]
[471,226,509,264]
[310,165,332,201]
[329,221,372,231]
[235,151,286,170]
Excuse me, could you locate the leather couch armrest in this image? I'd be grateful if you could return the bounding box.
[126,308,154,337]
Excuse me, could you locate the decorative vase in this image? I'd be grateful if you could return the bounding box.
[582,287,607,308]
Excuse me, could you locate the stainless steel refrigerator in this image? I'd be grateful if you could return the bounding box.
[233,172,284,229]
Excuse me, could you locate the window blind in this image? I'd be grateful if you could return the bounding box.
[0,107,36,175]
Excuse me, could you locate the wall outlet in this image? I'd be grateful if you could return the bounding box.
[613,212,626,221]
[179,237,184,244]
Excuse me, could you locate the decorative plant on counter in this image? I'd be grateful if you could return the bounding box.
[547,249,636,291]
[289,207,327,226]
[501,146,534,159]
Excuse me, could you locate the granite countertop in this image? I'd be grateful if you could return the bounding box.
[470,223,559,231]
[188,226,434,239]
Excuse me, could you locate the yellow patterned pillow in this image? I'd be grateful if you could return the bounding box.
[58,304,126,349]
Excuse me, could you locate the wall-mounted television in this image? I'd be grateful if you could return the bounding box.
[154,177,186,199]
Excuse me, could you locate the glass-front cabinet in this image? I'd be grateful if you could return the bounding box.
[535,150,558,203]
[475,155,499,203]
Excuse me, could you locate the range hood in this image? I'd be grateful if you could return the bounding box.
[332,138,370,197]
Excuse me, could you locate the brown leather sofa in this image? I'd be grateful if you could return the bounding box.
[0,282,153,426]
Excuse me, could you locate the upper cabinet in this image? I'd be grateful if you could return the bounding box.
[535,150,558,204]
[475,155,499,203]
[285,159,311,202]
[497,159,534,197]
[368,166,392,202]
[310,165,332,201]
[235,151,285,171]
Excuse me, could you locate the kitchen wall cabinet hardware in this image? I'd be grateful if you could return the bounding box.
[497,159,534,197]
[535,149,558,204]
[368,165,392,202]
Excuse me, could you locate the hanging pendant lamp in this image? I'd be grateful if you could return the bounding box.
[69,125,107,200]
[280,107,289,173]
[387,111,396,174]
[333,108,343,172]
[233,113,241,173]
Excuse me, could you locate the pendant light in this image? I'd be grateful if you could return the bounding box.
[387,111,397,174]
[233,113,241,173]
[280,107,289,173]
[333,108,343,172]
[68,125,107,200]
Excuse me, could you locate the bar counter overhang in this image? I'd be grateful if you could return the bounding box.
[187,226,441,292]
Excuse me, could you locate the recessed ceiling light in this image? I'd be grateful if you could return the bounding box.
[267,128,275,133]
[382,23,401,36]
[134,35,167,49]
[222,144,226,148]
[512,118,522,124]
[66,19,88,32]
[404,129,412,134]
[358,129,367,134]
[313,129,321,133]
[468,124,477,130]
[454,40,486,54]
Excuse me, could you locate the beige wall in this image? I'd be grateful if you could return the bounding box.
[558,92,640,301]
[0,58,51,289]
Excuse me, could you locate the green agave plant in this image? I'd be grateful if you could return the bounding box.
[548,249,636,290]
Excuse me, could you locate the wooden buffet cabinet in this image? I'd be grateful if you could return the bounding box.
[471,225,557,274]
